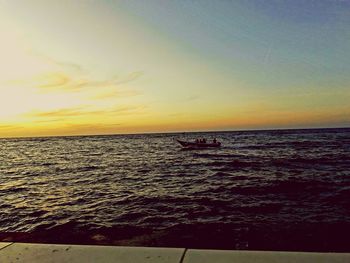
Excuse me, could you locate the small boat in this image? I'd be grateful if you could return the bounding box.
[176,139,221,148]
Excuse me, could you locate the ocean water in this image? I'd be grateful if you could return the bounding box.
[1,128,350,251]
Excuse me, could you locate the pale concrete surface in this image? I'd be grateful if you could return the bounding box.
[0,242,13,250]
[1,242,350,263]
[183,249,350,263]
[0,243,185,263]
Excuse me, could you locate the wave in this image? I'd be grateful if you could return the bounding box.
[204,154,350,172]
[194,153,245,158]
[1,129,350,250]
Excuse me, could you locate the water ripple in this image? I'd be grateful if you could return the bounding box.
[0,128,350,250]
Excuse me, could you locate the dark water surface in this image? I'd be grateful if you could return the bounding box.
[1,128,350,251]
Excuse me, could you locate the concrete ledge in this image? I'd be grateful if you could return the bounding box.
[1,242,350,263]
[183,249,350,263]
[0,242,184,263]
[0,242,12,250]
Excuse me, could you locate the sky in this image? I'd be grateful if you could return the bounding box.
[0,0,349,137]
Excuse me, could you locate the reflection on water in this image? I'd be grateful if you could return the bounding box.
[0,128,350,251]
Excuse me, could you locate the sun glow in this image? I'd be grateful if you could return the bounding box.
[0,1,349,137]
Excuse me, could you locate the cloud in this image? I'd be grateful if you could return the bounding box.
[168,112,184,117]
[29,51,85,74]
[91,89,141,100]
[54,122,124,136]
[8,71,79,92]
[35,73,71,88]
[26,105,147,119]
[109,105,147,115]
[29,107,93,118]
[53,61,84,73]
[0,51,147,136]
[31,70,143,96]
[34,118,66,123]
[77,71,144,88]
[113,71,144,85]
[8,52,143,95]
[65,123,122,130]
[186,95,200,101]
[0,125,20,130]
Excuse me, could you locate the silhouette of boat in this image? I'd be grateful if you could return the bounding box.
[176,139,221,148]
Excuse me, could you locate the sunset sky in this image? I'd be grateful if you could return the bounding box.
[0,0,349,137]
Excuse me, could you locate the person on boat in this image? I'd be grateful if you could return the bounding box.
[213,138,217,143]
[196,139,199,143]
[203,138,206,143]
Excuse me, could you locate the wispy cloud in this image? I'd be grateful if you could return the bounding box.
[0,50,148,137]
[110,105,147,115]
[79,71,143,87]
[29,107,94,118]
[32,70,143,96]
[26,105,147,119]
[29,51,85,74]
[35,73,71,89]
[91,89,141,100]
[168,112,184,117]
[0,125,19,130]
[113,71,143,85]
[186,95,200,101]
[64,123,122,130]
[10,52,143,95]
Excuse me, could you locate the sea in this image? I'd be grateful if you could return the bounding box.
[1,128,350,252]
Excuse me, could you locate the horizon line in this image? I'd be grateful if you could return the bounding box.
[0,126,349,140]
